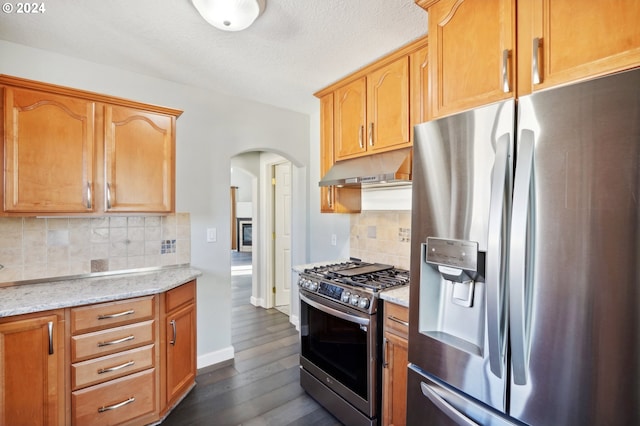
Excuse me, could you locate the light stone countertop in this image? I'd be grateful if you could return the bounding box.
[380,285,410,308]
[292,259,350,273]
[0,266,202,318]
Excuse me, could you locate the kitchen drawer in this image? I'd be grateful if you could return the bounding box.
[165,281,196,312]
[384,302,409,339]
[72,320,155,362]
[71,344,155,390]
[72,368,156,426]
[71,296,155,334]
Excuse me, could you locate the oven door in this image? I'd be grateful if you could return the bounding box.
[299,292,377,418]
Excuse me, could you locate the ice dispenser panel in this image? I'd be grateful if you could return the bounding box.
[419,238,485,356]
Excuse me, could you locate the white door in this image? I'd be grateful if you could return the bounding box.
[274,162,292,307]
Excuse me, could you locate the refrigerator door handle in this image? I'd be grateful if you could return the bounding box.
[509,128,536,385]
[486,133,511,378]
[420,382,480,426]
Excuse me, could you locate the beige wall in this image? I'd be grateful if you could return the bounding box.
[0,213,190,283]
[350,211,411,270]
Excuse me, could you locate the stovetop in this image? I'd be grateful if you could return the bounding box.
[302,260,409,292]
[298,260,409,314]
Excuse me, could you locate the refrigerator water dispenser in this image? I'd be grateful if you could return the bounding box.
[419,239,485,356]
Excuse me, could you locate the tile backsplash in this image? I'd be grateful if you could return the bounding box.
[0,213,191,283]
[350,211,411,270]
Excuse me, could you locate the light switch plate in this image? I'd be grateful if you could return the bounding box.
[207,228,217,243]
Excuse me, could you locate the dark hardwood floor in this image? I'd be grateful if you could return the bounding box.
[161,252,342,426]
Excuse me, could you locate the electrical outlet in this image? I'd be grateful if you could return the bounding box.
[331,234,337,246]
[207,228,217,243]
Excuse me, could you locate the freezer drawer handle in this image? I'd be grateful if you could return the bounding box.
[420,382,479,426]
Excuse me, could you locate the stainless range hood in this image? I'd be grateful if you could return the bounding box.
[319,147,411,187]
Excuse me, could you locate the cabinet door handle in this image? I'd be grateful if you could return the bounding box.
[358,125,364,149]
[48,321,54,355]
[97,309,135,320]
[86,182,92,209]
[382,337,389,368]
[98,397,135,413]
[170,319,177,345]
[532,37,542,85]
[98,335,135,347]
[368,122,374,146]
[98,360,135,375]
[387,316,409,327]
[502,49,511,93]
[106,183,113,209]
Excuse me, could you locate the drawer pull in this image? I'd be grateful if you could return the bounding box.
[388,316,409,327]
[98,335,135,347]
[97,309,135,320]
[98,397,135,413]
[98,360,135,374]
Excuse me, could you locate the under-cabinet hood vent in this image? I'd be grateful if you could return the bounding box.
[319,148,411,187]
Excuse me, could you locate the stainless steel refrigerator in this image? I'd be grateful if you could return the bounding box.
[408,68,640,425]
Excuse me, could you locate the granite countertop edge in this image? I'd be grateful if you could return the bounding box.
[380,285,410,308]
[0,266,202,318]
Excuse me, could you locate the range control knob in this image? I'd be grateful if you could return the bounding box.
[350,294,360,306]
[341,291,351,303]
[309,282,318,291]
[358,297,370,309]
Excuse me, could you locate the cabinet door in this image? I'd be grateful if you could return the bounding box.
[382,332,408,426]
[319,93,336,212]
[334,77,367,160]
[104,105,175,213]
[367,57,411,152]
[410,43,430,131]
[2,86,95,212]
[0,312,64,426]
[165,303,196,408]
[428,0,515,118]
[518,0,640,95]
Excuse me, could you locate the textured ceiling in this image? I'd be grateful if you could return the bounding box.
[0,0,428,114]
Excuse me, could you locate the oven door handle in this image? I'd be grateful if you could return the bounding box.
[300,293,370,326]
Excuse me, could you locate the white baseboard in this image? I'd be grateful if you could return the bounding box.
[289,314,300,331]
[250,296,265,307]
[197,345,234,369]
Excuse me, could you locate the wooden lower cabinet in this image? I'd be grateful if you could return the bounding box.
[0,310,65,426]
[162,281,197,414]
[72,369,157,426]
[0,280,197,425]
[382,302,409,426]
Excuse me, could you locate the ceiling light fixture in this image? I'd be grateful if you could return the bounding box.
[192,0,266,32]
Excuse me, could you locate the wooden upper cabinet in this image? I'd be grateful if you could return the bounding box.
[2,86,96,213]
[0,75,181,215]
[334,77,367,160]
[104,105,175,213]
[366,56,411,152]
[425,0,515,118]
[410,42,429,130]
[517,0,640,95]
[320,93,336,213]
[335,56,411,161]
[319,92,361,214]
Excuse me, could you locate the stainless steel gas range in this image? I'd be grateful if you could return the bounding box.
[298,260,409,426]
